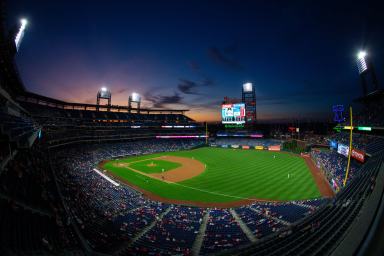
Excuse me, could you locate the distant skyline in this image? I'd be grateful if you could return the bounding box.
[8,0,384,122]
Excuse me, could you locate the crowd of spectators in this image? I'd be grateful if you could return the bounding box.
[349,103,384,127]
[0,148,81,255]
[2,105,380,255]
[311,150,360,189]
[330,133,371,151]
[129,205,205,255]
[300,134,329,145]
[329,132,384,155]
[202,209,250,254]
[0,111,39,147]
[49,139,328,254]
[2,132,383,255]
[20,101,194,127]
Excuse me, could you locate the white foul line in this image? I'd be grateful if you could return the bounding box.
[168,182,255,201]
[93,168,120,186]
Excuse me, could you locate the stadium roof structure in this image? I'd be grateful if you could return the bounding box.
[17,91,189,114]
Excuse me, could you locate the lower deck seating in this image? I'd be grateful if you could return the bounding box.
[201,209,250,254]
[0,200,68,255]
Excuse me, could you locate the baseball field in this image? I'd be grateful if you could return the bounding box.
[101,147,327,207]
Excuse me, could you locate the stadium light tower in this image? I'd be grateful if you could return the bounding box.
[356,50,379,97]
[96,87,112,111]
[14,18,28,51]
[242,82,257,126]
[128,92,141,113]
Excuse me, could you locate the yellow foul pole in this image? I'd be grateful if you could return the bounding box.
[343,107,353,187]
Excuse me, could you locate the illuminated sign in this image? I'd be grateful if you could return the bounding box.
[357,126,372,131]
[351,148,365,162]
[224,124,245,128]
[329,140,338,149]
[333,124,342,132]
[332,105,345,123]
[268,145,281,151]
[337,144,349,157]
[156,135,207,139]
[339,126,372,131]
[161,125,197,128]
[222,103,246,124]
[255,146,264,150]
[250,134,263,138]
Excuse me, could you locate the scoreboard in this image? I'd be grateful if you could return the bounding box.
[222,103,246,124]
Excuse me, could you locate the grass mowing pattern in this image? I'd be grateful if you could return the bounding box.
[129,159,181,174]
[103,147,321,203]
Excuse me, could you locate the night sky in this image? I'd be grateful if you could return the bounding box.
[7,0,384,122]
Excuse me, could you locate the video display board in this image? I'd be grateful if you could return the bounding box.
[337,144,349,157]
[222,103,246,124]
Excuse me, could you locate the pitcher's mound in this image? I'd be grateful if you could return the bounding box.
[147,162,157,167]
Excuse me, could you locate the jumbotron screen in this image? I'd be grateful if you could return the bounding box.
[221,103,246,124]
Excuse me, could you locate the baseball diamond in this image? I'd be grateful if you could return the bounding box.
[101,147,331,207]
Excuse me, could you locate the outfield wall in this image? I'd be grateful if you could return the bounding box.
[210,143,281,151]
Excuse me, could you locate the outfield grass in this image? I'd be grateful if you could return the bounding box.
[129,159,181,174]
[103,147,321,203]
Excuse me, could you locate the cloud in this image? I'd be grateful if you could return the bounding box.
[144,91,183,108]
[189,98,223,110]
[177,77,215,95]
[177,79,201,95]
[115,88,130,94]
[208,46,243,70]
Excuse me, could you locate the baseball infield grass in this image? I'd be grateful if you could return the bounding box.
[102,147,321,203]
[129,159,181,174]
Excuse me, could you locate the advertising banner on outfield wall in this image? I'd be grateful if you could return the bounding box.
[351,148,365,163]
[242,145,250,149]
[221,145,228,148]
[268,145,281,151]
[255,146,264,150]
[231,145,240,148]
